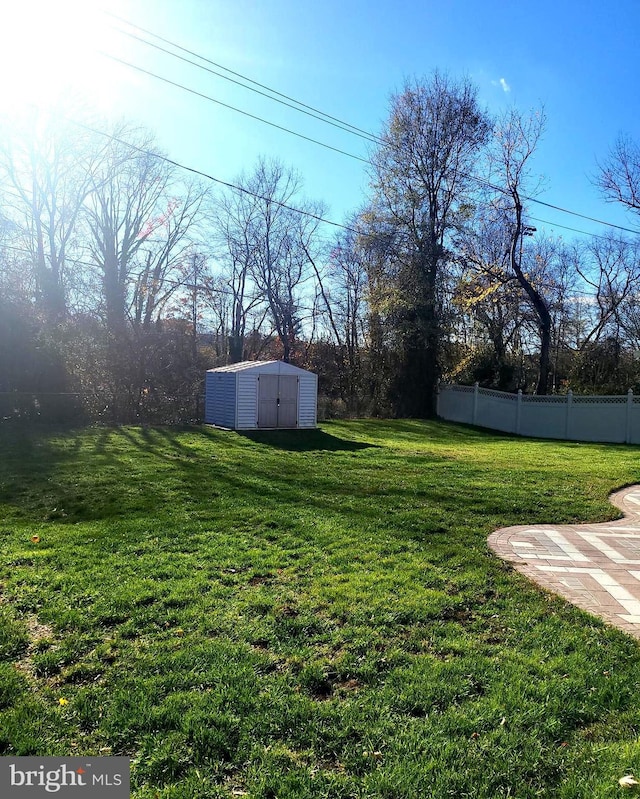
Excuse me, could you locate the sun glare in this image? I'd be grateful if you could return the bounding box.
[0,0,115,115]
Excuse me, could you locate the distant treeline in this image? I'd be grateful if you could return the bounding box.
[1,74,639,424]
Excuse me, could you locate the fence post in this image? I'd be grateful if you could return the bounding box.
[565,390,573,440]
[626,389,633,444]
[515,390,522,435]
[472,382,479,425]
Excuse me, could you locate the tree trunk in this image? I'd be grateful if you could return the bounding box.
[536,320,552,395]
[510,197,552,395]
[395,254,440,418]
[228,335,244,363]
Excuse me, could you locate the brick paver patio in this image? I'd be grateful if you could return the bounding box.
[488,485,640,638]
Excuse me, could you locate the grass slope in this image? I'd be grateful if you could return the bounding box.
[1,420,640,798]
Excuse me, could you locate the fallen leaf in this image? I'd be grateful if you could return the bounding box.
[619,775,640,788]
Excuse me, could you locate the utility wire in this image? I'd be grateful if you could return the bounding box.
[99,52,369,164]
[109,25,380,145]
[2,109,638,248]
[0,174,633,256]
[0,234,623,303]
[65,115,366,236]
[531,201,638,235]
[103,9,378,142]
[102,10,640,237]
[527,215,619,242]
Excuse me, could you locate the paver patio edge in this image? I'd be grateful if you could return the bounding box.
[489,485,640,638]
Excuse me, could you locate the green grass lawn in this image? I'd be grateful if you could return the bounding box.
[1,420,640,798]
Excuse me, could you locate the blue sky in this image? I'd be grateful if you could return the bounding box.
[2,0,639,242]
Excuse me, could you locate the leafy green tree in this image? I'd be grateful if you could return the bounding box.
[369,71,491,416]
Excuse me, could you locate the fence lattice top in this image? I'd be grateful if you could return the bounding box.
[440,384,639,404]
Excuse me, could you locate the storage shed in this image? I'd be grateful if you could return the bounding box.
[205,360,317,430]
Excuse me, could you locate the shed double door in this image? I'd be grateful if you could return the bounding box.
[258,374,298,428]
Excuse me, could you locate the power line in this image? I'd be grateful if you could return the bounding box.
[99,52,369,165]
[2,109,638,250]
[1,228,623,305]
[108,26,380,146]
[65,115,366,237]
[531,201,638,235]
[0,174,633,259]
[463,180,640,236]
[1,223,626,308]
[103,9,378,142]
[102,10,640,237]
[528,215,618,242]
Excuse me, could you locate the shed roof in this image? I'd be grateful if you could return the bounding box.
[207,360,314,375]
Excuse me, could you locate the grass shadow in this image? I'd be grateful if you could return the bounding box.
[238,428,375,452]
[329,418,516,443]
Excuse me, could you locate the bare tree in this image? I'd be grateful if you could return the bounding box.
[492,108,554,394]
[327,228,368,396]
[597,134,640,217]
[215,158,325,364]
[85,125,172,336]
[212,181,266,363]
[83,125,208,419]
[304,225,370,408]
[0,112,101,322]
[573,233,640,346]
[130,182,208,330]
[455,211,526,388]
[247,160,325,363]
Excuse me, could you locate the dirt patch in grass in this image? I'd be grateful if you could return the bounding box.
[13,613,55,680]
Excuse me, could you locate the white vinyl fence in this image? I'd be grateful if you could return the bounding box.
[437,383,640,444]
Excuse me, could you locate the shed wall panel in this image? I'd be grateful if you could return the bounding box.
[205,373,216,424]
[237,374,259,429]
[204,373,213,423]
[205,372,236,427]
[298,374,317,428]
[255,361,307,376]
